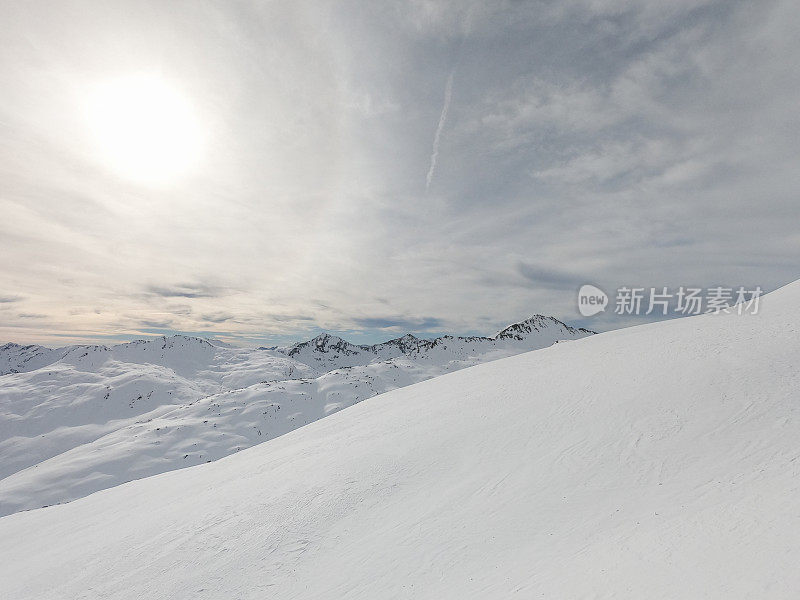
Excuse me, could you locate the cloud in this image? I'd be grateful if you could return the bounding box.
[139,320,174,329]
[353,316,444,330]
[146,284,225,299]
[200,312,235,323]
[516,263,588,290]
[265,313,315,323]
[0,295,22,303]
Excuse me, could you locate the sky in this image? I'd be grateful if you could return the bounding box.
[1,0,799,347]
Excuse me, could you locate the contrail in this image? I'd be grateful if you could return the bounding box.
[425,71,454,191]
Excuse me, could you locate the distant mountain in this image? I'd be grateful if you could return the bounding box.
[285,333,377,368]
[372,333,424,354]
[0,315,593,516]
[494,314,594,340]
[282,315,595,371]
[0,342,63,376]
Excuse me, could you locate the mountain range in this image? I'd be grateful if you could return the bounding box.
[0,315,593,516]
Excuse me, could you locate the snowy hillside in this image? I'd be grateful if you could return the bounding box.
[1,282,797,599]
[0,316,591,516]
[0,343,62,376]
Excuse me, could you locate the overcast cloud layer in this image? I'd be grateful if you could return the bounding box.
[1,0,798,346]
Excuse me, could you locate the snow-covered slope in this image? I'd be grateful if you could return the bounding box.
[0,316,591,515]
[1,335,319,381]
[0,342,62,375]
[1,282,798,599]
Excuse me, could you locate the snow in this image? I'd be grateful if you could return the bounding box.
[0,342,62,376]
[0,317,591,515]
[0,282,798,598]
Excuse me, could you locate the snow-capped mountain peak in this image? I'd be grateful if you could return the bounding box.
[371,333,422,354]
[494,314,594,341]
[0,342,62,375]
[287,333,368,362]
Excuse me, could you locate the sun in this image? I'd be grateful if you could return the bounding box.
[85,74,203,185]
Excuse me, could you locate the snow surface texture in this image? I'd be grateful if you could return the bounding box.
[0,283,798,599]
[0,316,590,516]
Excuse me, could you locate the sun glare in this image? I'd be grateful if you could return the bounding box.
[86,74,203,185]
